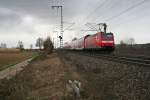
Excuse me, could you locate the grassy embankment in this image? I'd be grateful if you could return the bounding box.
[0,49,38,71]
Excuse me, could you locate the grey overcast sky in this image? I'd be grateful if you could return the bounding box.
[0,0,150,48]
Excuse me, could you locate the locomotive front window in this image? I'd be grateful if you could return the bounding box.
[107,34,113,37]
[102,33,113,40]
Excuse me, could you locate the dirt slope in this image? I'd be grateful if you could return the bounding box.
[0,53,82,100]
[0,51,150,100]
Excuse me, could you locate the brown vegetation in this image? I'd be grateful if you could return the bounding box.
[43,37,54,54]
[0,49,34,71]
[0,48,20,53]
[0,48,150,99]
[0,53,67,100]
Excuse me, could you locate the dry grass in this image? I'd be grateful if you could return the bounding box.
[0,48,20,53]
[0,49,34,71]
[1,51,149,99]
[0,53,67,100]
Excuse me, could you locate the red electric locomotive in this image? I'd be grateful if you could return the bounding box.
[64,23,115,51]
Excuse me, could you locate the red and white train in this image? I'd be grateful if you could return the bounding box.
[64,23,115,51]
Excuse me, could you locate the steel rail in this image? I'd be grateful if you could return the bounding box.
[65,50,150,67]
[93,54,150,67]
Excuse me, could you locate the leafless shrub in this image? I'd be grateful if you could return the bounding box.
[35,37,43,50]
[17,41,24,51]
[0,43,7,48]
[119,38,136,48]
[43,37,54,54]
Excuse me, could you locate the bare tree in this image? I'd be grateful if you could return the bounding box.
[0,43,7,48]
[18,41,24,51]
[119,38,136,48]
[36,37,43,50]
[120,40,126,47]
[43,37,53,54]
[127,38,135,46]
[72,37,77,41]
[120,40,124,45]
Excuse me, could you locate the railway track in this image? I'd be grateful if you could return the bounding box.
[65,50,150,67]
[93,54,150,67]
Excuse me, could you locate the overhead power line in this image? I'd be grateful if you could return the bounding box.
[125,11,150,24]
[105,0,148,21]
[83,0,109,22]
[63,22,75,31]
[90,0,120,22]
[74,0,110,32]
[85,23,98,31]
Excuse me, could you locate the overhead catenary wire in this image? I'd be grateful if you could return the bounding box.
[82,0,109,23]
[81,0,148,27]
[79,0,124,34]
[63,22,75,31]
[82,0,149,33]
[72,0,110,33]
[104,0,149,22]
[89,0,121,22]
[108,0,150,28]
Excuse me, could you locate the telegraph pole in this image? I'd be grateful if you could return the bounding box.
[52,6,63,48]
